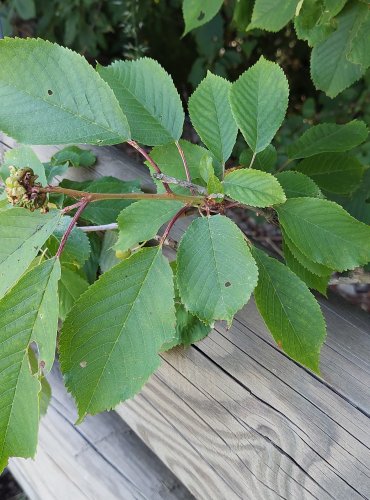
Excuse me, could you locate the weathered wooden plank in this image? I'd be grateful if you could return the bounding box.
[9,366,192,500]
[2,138,370,499]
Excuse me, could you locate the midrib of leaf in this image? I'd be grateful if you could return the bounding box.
[80,249,162,416]
[0,263,55,457]
[2,80,120,138]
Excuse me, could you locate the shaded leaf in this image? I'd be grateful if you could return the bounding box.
[99,231,121,273]
[252,247,326,373]
[47,216,91,267]
[59,264,89,321]
[282,229,333,276]
[51,146,96,168]
[249,0,300,32]
[283,239,330,295]
[162,262,211,351]
[239,145,277,172]
[311,3,367,97]
[294,152,364,194]
[287,120,368,159]
[183,0,224,35]
[77,177,142,225]
[276,197,370,271]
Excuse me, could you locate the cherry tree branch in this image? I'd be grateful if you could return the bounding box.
[42,186,203,205]
[152,173,207,194]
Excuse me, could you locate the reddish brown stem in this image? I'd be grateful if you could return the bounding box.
[128,140,172,194]
[160,205,189,245]
[56,198,89,258]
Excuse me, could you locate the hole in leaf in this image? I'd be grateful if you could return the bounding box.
[197,10,205,21]
[47,89,53,95]
[80,360,87,368]
[225,281,231,287]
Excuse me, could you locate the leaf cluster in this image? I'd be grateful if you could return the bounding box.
[183,0,370,97]
[0,38,369,471]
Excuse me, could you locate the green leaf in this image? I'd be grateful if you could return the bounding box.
[282,229,333,276]
[199,155,215,183]
[324,0,347,17]
[229,57,289,153]
[347,10,370,69]
[58,264,89,321]
[0,209,61,298]
[14,0,36,20]
[162,262,211,351]
[283,239,330,295]
[275,171,322,198]
[47,216,91,267]
[239,145,277,172]
[99,231,121,273]
[98,58,184,146]
[177,215,258,324]
[311,2,367,97]
[1,146,47,185]
[223,168,286,207]
[0,194,10,211]
[188,72,237,164]
[182,0,224,35]
[276,197,370,271]
[60,247,176,420]
[84,233,102,284]
[77,177,141,225]
[115,200,184,253]
[51,146,97,168]
[294,0,337,47]
[252,247,326,373]
[338,169,370,225]
[44,162,69,184]
[39,375,52,417]
[0,258,60,471]
[0,38,130,145]
[287,120,368,159]
[294,152,364,194]
[150,140,214,191]
[249,0,300,32]
[207,173,224,196]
